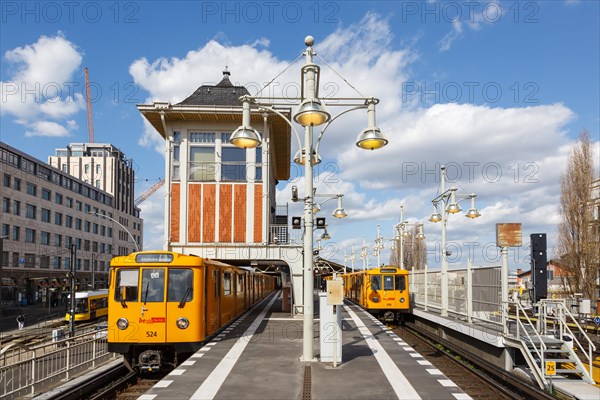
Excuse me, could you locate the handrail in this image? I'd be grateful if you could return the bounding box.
[510,301,547,385]
[540,299,596,379]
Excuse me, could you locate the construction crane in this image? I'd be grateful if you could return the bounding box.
[85,67,94,143]
[135,178,165,207]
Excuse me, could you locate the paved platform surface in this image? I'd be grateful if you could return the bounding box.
[139,292,472,400]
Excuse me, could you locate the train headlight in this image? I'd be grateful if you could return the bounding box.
[400,298,405,303]
[117,318,129,330]
[177,317,189,329]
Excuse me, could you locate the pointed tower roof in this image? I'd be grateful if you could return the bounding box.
[177,68,250,106]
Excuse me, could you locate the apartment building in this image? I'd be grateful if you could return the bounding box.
[1,141,142,306]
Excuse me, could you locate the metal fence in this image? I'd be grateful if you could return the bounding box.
[411,263,502,324]
[0,325,117,399]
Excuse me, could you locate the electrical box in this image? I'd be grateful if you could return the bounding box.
[580,299,591,314]
[327,279,343,305]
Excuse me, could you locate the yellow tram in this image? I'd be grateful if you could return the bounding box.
[342,266,410,321]
[107,251,276,372]
[65,289,109,322]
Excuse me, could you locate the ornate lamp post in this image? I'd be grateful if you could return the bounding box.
[429,165,480,317]
[230,36,387,361]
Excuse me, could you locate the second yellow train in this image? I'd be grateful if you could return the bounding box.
[341,266,411,321]
[107,251,276,372]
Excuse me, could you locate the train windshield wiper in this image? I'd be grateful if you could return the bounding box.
[178,287,192,308]
[143,281,150,305]
[120,299,127,308]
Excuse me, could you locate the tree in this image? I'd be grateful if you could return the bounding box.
[389,225,427,270]
[556,130,599,300]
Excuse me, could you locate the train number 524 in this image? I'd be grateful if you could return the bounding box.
[146,331,158,338]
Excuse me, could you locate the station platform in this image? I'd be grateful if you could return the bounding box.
[139,291,472,400]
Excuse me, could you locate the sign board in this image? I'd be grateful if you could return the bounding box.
[594,316,600,326]
[19,258,25,264]
[327,279,344,305]
[496,223,523,247]
[545,361,556,376]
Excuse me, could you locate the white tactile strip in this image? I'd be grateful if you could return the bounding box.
[138,292,279,400]
[356,307,473,400]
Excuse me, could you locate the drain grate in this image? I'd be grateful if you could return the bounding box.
[301,365,312,400]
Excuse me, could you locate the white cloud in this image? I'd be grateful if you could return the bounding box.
[25,120,71,137]
[1,33,84,138]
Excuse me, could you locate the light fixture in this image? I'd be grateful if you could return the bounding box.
[294,98,331,127]
[332,195,347,218]
[416,225,426,240]
[429,206,442,223]
[312,203,321,214]
[230,98,262,148]
[465,194,481,219]
[321,226,331,240]
[356,99,387,150]
[446,190,461,214]
[293,148,322,165]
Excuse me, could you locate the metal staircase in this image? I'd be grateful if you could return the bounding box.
[503,299,596,391]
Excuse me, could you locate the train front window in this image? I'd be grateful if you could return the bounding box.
[142,269,165,303]
[371,275,381,290]
[395,275,406,291]
[167,269,193,302]
[383,275,394,290]
[116,269,139,302]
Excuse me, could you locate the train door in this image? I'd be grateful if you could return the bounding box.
[206,267,221,335]
[165,268,199,343]
[138,267,167,343]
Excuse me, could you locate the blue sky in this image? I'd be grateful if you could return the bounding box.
[1,1,598,271]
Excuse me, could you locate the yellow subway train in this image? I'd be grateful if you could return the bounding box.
[107,251,276,372]
[341,266,411,321]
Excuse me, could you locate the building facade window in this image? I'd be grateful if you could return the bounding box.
[55,212,63,226]
[40,255,50,269]
[12,226,19,241]
[12,200,20,216]
[65,215,73,228]
[54,234,62,247]
[221,147,246,181]
[55,193,63,205]
[26,182,37,196]
[2,223,9,238]
[25,228,36,243]
[66,197,73,208]
[2,197,9,213]
[3,173,10,187]
[42,188,51,200]
[13,178,20,191]
[26,204,36,219]
[54,256,61,270]
[41,208,51,223]
[75,218,82,230]
[41,231,50,245]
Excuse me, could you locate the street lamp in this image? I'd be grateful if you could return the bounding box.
[230,36,387,361]
[88,212,140,252]
[391,205,426,270]
[428,165,480,317]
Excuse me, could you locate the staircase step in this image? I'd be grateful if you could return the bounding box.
[544,358,577,363]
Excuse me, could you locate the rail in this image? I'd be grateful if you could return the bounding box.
[539,299,596,379]
[0,325,117,398]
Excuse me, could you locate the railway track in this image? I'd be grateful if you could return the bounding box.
[396,323,555,400]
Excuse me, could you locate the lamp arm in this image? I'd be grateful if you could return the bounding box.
[315,105,367,156]
[256,105,303,152]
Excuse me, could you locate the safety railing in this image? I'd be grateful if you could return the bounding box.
[539,299,596,380]
[0,326,116,398]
